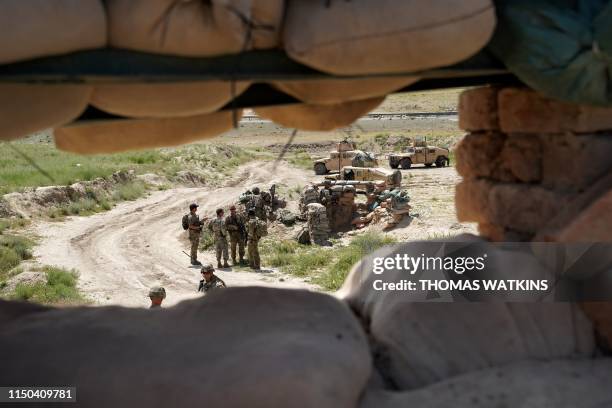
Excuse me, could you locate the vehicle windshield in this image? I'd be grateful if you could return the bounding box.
[405,147,415,153]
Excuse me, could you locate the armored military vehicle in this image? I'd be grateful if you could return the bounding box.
[313,140,378,175]
[327,166,402,189]
[388,141,450,169]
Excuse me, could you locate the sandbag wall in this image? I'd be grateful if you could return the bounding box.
[0,0,496,153]
[455,86,612,242]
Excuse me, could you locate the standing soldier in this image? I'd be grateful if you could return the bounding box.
[246,208,267,270]
[225,205,246,266]
[186,203,205,266]
[250,186,267,221]
[148,287,166,309]
[208,208,230,268]
[198,264,227,294]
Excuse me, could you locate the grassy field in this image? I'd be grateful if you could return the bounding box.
[0,141,255,195]
[377,88,464,113]
[261,232,396,291]
[10,266,86,305]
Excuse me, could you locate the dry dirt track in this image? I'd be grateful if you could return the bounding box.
[34,162,318,308]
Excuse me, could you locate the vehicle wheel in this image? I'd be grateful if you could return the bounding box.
[400,158,412,169]
[389,160,399,169]
[435,156,447,167]
[314,163,328,175]
[424,163,433,168]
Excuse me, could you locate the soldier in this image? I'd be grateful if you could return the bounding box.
[208,208,230,268]
[148,287,166,308]
[187,203,206,266]
[250,186,267,221]
[225,205,246,265]
[198,264,227,294]
[246,208,267,270]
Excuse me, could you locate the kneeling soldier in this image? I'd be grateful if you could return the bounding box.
[198,263,227,294]
[149,287,166,308]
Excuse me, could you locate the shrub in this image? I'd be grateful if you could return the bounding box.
[12,266,84,305]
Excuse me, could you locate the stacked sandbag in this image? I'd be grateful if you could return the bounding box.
[0,0,106,65]
[455,86,612,242]
[339,236,597,390]
[54,110,239,154]
[300,185,320,214]
[256,97,384,131]
[90,81,251,118]
[489,0,612,107]
[284,0,496,75]
[107,0,284,56]
[328,185,356,231]
[0,288,371,407]
[0,84,92,141]
[307,203,331,245]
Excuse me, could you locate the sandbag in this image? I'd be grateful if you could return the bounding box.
[0,288,371,408]
[91,81,251,118]
[54,110,240,154]
[339,236,596,389]
[255,98,384,131]
[361,360,612,408]
[107,0,284,57]
[489,0,612,106]
[273,77,418,105]
[0,84,92,141]
[284,0,495,75]
[0,0,106,65]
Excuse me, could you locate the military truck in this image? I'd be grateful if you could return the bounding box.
[388,143,450,169]
[326,166,402,189]
[313,140,378,175]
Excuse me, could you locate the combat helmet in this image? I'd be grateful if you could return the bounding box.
[149,287,166,299]
[252,186,260,195]
[201,263,215,273]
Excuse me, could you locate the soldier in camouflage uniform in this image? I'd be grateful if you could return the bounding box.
[225,205,246,265]
[187,203,205,266]
[246,208,267,270]
[198,264,226,294]
[208,208,230,268]
[148,287,166,308]
[250,186,268,221]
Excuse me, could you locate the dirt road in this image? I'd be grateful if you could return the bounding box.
[34,162,319,308]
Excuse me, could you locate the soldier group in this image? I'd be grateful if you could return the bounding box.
[185,186,269,271]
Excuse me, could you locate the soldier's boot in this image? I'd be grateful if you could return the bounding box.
[223,260,230,268]
[217,261,223,269]
[239,257,246,265]
[191,258,202,266]
[232,258,237,265]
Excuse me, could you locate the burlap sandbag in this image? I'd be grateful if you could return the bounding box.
[0,288,371,408]
[91,81,251,118]
[0,84,92,141]
[284,0,495,75]
[0,0,106,64]
[339,236,596,389]
[54,110,240,154]
[272,77,418,105]
[107,0,284,56]
[361,360,612,408]
[255,97,384,131]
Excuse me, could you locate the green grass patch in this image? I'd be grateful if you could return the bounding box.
[287,151,313,170]
[262,232,396,291]
[11,266,85,305]
[112,180,147,201]
[198,228,215,251]
[0,233,34,286]
[0,218,30,233]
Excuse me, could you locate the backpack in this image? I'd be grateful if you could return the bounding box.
[182,214,189,230]
[256,221,268,238]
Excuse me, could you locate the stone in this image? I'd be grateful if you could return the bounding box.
[458,86,499,131]
[454,132,507,180]
[498,134,541,183]
[499,88,612,134]
[455,179,492,224]
[0,288,371,408]
[1,272,46,294]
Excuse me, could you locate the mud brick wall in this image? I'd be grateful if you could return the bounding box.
[455,87,612,242]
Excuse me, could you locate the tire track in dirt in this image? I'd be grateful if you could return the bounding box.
[34,162,319,308]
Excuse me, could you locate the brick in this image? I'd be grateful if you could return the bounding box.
[541,133,612,193]
[499,88,612,134]
[458,87,499,131]
[455,179,492,224]
[557,189,612,242]
[455,132,541,183]
[489,184,569,233]
[477,223,534,242]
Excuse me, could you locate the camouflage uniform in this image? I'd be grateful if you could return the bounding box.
[198,275,226,294]
[148,287,166,309]
[187,213,203,263]
[225,213,246,264]
[246,215,266,269]
[252,194,267,221]
[208,217,229,266]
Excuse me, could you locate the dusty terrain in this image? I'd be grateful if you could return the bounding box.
[31,158,474,307]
